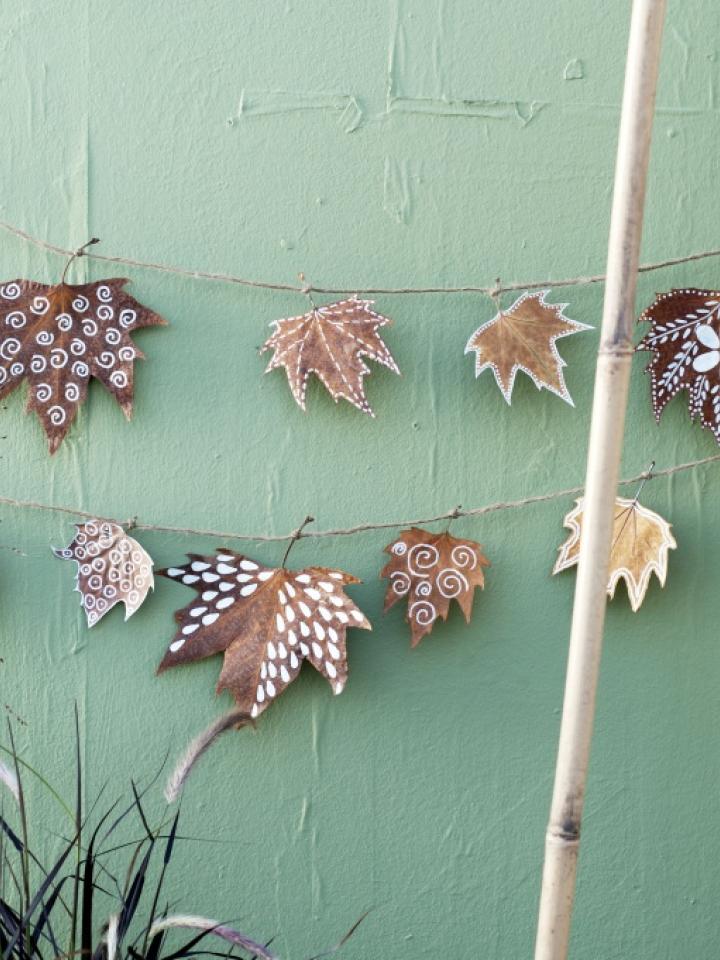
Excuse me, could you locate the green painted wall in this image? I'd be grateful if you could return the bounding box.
[2,0,720,956]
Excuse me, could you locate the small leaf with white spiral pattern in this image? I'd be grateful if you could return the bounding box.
[0,277,166,452]
[381,528,490,647]
[53,520,154,627]
[158,551,371,718]
[261,297,399,415]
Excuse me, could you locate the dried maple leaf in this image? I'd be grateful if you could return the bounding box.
[0,277,166,452]
[261,296,399,415]
[158,551,371,718]
[636,288,720,443]
[464,290,591,405]
[553,497,677,612]
[381,528,490,646]
[53,519,154,626]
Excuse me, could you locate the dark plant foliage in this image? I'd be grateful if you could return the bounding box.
[0,711,366,960]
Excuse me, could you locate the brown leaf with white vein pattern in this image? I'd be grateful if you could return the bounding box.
[158,551,371,718]
[0,277,166,452]
[381,528,490,646]
[261,297,399,415]
[636,288,720,443]
[53,519,154,626]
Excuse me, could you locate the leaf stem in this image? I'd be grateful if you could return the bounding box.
[61,237,100,285]
[281,515,314,568]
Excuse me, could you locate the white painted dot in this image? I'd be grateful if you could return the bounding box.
[217,596,234,610]
[182,624,199,636]
[296,574,311,584]
[313,621,325,641]
[275,614,285,632]
[240,583,258,596]
[312,641,323,659]
[329,595,344,608]
[190,606,208,617]
[219,581,234,592]
[202,612,219,626]
[300,642,310,656]
[167,567,184,577]
[241,560,259,571]
[319,581,334,592]
[334,681,344,694]
[304,587,321,601]
[268,641,277,659]
[278,641,288,658]
[287,629,297,646]
[261,662,267,679]
[300,621,310,637]
[336,611,349,623]
[328,642,340,659]
[217,563,237,575]
[318,606,332,621]
[251,703,259,718]
[169,638,185,652]
[191,561,211,572]
[202,572,220,582]
[182,574,199,585]
[280,665,290,682]
[256,684,265,702]
[202,590,219,601]
[285,583,296,598]
[326,661,337,678]
[236,573,253,583]
[217,554,234,562]
[268,662,277,678]
[285,605,295,622]
[299,601,311,617]
[328,627,338,643]
[329,572,344,580]
[278,590,287,605]
[266,680,276,698]
[258,570,274,581]
[290,651,299,668]
[350,609,364,622]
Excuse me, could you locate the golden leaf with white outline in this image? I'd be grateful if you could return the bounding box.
[553,497,677,612]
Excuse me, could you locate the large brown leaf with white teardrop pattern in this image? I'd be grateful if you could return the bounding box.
[381,528,490,646]
[158,551,371,718]
[636,288,720,443]
[0,278,166,452]
[261,297,399,415]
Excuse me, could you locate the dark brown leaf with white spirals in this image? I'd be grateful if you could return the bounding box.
[0,278,167,453]
[53,519,154,627]
[381,527,490,646]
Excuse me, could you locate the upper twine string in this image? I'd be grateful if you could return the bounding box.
[2,219,720,297]
[0,454,717,544]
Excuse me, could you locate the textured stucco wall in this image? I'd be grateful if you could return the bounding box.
[2,1,720,957]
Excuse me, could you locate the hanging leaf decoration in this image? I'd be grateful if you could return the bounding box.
[0,278,166,452]
[464,290,591,405]
[261,297,400,415]
[54,519,154,626]
[553,497,677,612]
[158,551,371,718]
[636,288,720,443]
[381,528,490,646]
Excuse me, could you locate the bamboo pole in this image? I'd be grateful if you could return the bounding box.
[534,2,667,958]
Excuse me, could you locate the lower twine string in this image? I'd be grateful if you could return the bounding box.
[0,453,717,544]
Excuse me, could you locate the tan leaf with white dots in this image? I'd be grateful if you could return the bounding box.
[158,551,371,718]
[53,519,154,626]
[0,277,166,453]
[553,497,677,612]
[261,297,399,415]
